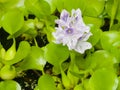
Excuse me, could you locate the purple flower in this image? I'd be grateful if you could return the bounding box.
[53,9,92,54]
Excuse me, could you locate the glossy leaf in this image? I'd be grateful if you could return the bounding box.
[105,0,119,26]
[83,16,104,28]
[117,77,120,90]
[116,2,120,22]
[2,9,24,35]
[54,0,64,12]
[3,41,30,65]
[89,68,118,90]
[0,0,19,11]
[100,31,120,50]
[4,39,16,60]
[0,65,16,80]
[53,62,69,75]
[18,46,46,71]
[88,25,102,46]
[110,23,120,31]
[44,0,56,13]
[85,50,117,71]
[25,0,51,18]
[63,0,85,12]
[83,0,105,17]
[110,41,120,62]
[8,19,37,39]
[0,44,6,60]
[44,43,69,66]
[44,26,55,42]
[56,0,103,16]
[74,84,84,90]
[0,80,21,90]
[61,69,71,89]
[38,74,56,90]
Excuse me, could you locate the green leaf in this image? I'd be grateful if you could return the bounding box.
[18,46,46,71]
[83,16,104,28]
[0,80,21,90]
[117,77,120,90]
[0,65,16,80]
[44,43,69,66]
[88,25,102,46]
[110,41,120,62]
[44,0,56,13]
[3,41,30,65]
[74,84,84,90]
[54,0,64,12]
[83,0,105,17]
[0,0,19,12]
[4,39,16,60]
[53,62,69,75]
[105,0,119,27]
[55,0,86,13]
[89,68,118,90]
[44,26,55,42]
[86,50,117,71]
[61,69,71,89]
[8,19,38,39]
[110,23,120,31]
[38,74,56,90]
[100,31,120,50]
[25,0,51,18]
[0,44,6,60]
[116,2,120,22]
[2,9,24,35]
[63,0,85,12]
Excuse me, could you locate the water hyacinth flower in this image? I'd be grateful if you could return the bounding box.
[52,9,92,54]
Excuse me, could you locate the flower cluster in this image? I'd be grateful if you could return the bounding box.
[52,9,92,54]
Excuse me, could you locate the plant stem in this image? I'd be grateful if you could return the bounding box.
[34,38,38,47]
[110,0,119,29]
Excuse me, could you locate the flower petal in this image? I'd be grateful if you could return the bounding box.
[74,41,92,54]
[53,8,92,54]
[60,9,70,22]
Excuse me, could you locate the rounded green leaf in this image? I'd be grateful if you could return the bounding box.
[110,41,120,62]
[25,0,51,18]
[44,0,56,13]
[89,68,118,90]
[2,9,24,35]
[63,0,85,12]
[83,0,105,17]
[105,0,119,28]
[0,80,21,90]
[105,0,119,22]
[116,2,120,22]
[74,84,84,90]
[100,31,120,50]
[105,0,113,17]
[38,74,56,90]
[86,50,117,70]
[0,65,16,80]
[61,69,71,89]
[4,39,16,60]
[87,25,102,46]
[44,43,69,66]
[83,16,104,28]
[117,77,120,90]
[54,0,64,12]
[18,46,46,71]
[3,41,30,65]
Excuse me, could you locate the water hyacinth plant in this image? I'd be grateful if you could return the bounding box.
[0,0,120,90]
[53,9,92,54]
